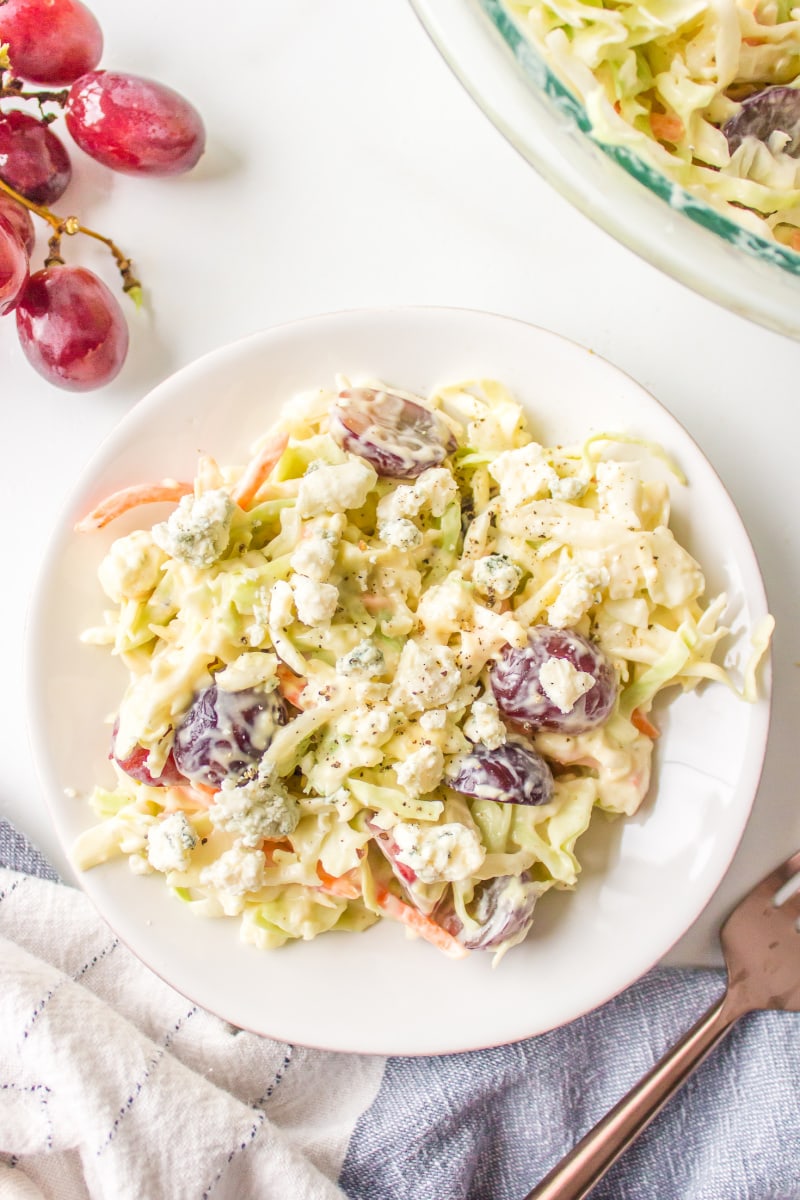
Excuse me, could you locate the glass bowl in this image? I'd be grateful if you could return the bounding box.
[411,0,800,341]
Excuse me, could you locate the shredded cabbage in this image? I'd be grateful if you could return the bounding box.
[73,377,771,961]
[505,0,800,247]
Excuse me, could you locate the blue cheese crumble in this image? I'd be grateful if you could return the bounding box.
[152,489,235,568]
[147,812,198,873]
[209,776,300,846]
[472,554,523,603]
[393,821,485,883]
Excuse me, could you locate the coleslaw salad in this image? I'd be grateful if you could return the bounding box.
[71,378,772,961]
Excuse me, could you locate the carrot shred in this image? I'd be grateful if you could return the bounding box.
[649,112,684,144]
[75,481,194,532]
[374,886,468,958]
[315,862,362,899]
[276,662,308,709]
[162,784,218,812]
[361,593,391,612]
[631,707,660,739]
[263,838,293,866]
[231,431,289,509]
[789,229,800,253]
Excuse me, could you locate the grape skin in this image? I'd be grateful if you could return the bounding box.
[0,0,103,86]
[0,193,35,256]
[172,685,288,788]
[490,625,617,735]
[330,387,457,478]
[0,214,28,316]
[450,741,554,806]
[112,741,186,788]
[437,871,540,950]
[0,110,72,206]
[66,71,206,176]
[723,87,800,157]
[15,265,129,391]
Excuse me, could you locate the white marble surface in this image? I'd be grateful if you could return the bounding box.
[3,0,797,967]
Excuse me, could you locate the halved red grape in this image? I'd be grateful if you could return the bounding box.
[490,626,617,735]
[0,110,72,205]
[449,741,554,806]
[111,724,186,788]
[723,87,800,157]
[0,192,35,256]
[330,387,457,478]
[436,871,540,950]
[172,685,288,788]
[0,0,103,85]
[0,213,28,315]
[365,817,441,908]
[65,71,206,176]
[15,265,129,390]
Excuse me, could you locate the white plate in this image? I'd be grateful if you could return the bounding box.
[25,307,771,1055]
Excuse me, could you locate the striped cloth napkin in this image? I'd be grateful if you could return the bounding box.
[2,819,799,1200]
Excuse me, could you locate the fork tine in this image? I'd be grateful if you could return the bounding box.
[744,849,800,909]
[776,888,800,921]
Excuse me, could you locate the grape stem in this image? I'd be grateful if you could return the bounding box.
[0,175,142,302]
[0,75,69,112]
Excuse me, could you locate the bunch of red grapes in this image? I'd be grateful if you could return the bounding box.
[0,0,205,391]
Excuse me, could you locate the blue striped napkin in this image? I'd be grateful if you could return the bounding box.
[2,818,799,1200]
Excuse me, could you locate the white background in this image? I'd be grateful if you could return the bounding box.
[2,0,798,966]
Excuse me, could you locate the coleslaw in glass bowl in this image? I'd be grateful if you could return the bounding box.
[411,0,800,339]
[72,376,772,963]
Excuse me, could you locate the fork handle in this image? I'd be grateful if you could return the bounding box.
[525,991,741,1200]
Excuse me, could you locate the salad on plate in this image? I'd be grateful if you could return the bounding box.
[72,378,771,961]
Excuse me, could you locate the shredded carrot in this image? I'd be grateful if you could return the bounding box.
[263,838,293,866]
[315,862,362,899]
[790,229,800,253]
[374,887,468,959]
[361,594,391,612]
[75,480,194,532]
[231,431,289,509]
[276,662,308,709]
[649,112,684,144]
[631,707,660,739]
[191,780,220,797]
[162,784,218,812]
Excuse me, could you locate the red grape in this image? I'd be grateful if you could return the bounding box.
[65,71,206,176]
[331,387,457,478]
[490,626,617,735]
[0,212,28,315]
[111,730,186,788]
[173,686,288,788]
[449,741,554,806]
[724,87,800,157]
[15,264,129,390]
[0,109,72,205]
[0,0,103,85]
[0,191,35,255]
[436,872,540,950]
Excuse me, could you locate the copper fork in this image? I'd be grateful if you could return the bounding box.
[525,849,800,1200]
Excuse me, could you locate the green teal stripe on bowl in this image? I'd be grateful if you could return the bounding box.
[479,0,800,278]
